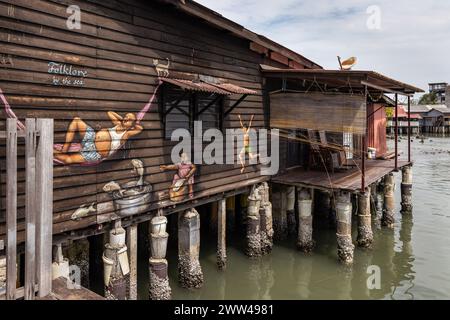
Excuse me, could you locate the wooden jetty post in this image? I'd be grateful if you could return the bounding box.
[149,213,171,300]
[336,191,354,264]
[217,199,227,270]
[126,225,138,300]
[271,184,288,240]
[297,188,314,253]
[401,165,413,215]
[226,196,236,234]
[178,208,203,289]
[382,173,396,229]
[357,188,373,248]
[259,183,274,254]
[246,187,262,258]
[286,186,296,235]
[103,220,130,300]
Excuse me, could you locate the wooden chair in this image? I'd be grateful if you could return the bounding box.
[318,130,355,172]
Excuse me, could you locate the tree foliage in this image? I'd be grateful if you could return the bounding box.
[418,92,438,105]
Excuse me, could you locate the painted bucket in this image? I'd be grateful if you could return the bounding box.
[150,233,169,259]
[150,215,168,235]
[113,182,152,218]
[110,227,126,247]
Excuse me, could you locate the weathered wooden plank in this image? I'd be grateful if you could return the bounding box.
[6,118,17,300]
[35,119,54,297]
[126,224,137,300]
[24,118,37,300]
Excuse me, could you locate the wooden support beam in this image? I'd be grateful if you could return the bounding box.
[6,119,17,300]
[127,225,138,300]
[224,94,248,117]
[36,119,54,298]
[394,94,399,171]
[24,119,37,300]
[217,199,226,270]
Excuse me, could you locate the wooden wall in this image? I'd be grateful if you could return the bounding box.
[0,0,311,240]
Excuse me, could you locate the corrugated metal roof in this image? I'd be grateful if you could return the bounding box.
[161,78,257,95]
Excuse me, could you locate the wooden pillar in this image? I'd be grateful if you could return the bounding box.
[103,222,130,300]
[336,191,354,264]
[149,215,171,300]
[357,188,373,248]
[226,196,236,235]
[260,183,274,255]
[246,187,262,258]
[127,224,138,300]
[286,186,296,235]
[271,184,287,241]
[217,199,227,270]
[382,173,396,229]
[178,208,203,289]
[296,188,314,253]
[401,165,413,215]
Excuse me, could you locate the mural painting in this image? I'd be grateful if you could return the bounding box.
[238,114,259,173]
[160,152,196,202]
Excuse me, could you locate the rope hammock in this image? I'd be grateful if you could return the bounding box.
[1,81,163,166]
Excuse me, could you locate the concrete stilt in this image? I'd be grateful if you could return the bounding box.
[246,186,262,258]
[103,221,130,300]
[401,165,413,214]
[286,186,296,236]
[178,208,203,289]
[0,255,5,290]
[217,199,227,270]
[259,183,274,255]
[126,225,138,300]
[374,180,385,229]
[149,214,171,300]
[296,188,314,253]
[271,184,288,241]
[382,173,396,229]
[357,188,373,248]
[336,191,354,264]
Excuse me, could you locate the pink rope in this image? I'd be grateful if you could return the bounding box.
[137,81,162,122]
[0,88,25,130]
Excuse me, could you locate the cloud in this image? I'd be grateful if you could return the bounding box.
[195,0,450,95]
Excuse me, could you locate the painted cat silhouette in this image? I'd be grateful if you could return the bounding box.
[153,58,170,77]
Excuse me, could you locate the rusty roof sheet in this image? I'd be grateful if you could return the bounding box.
[161,78,257,95]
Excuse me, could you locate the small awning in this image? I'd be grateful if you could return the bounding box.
[261,65,424,95]
[161,78,257,95]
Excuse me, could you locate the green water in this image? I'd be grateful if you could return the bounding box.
[137,136,450,300]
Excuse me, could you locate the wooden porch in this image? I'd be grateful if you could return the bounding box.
[272,159,410,192]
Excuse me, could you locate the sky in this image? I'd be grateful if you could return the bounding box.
[195,0,450,99]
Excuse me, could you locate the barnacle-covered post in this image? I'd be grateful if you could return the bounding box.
[246,186,262,258]
[178,208,203,289]
[217,199,227,270]
[286,186,296,236]
[336,191,354,264]
[149,213,171,300]
[103,220,130,300]
[297,188,314,253]
[259,183,274,254]
[401,165,413,215]
[357,187,373,248]
[382,173,396,229]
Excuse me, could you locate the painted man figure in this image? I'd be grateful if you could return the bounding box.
[238,114,259,173]
[160,153,197,200]
[54,111,143,165]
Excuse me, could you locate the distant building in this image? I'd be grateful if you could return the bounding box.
[428,82,447,104]
[446,86,450,107]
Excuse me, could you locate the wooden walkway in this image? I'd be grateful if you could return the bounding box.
[272,159,410,192]
[37,278,105,300]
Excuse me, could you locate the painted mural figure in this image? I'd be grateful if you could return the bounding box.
[160,153,196,201]
[238,114,258,173]
[54,112,143,165]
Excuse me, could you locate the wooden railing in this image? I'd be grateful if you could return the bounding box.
[0,118,54,300]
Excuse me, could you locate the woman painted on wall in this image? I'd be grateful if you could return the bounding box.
[160,152,197,201]
[238,114,259,173]
[54,111,143,165]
